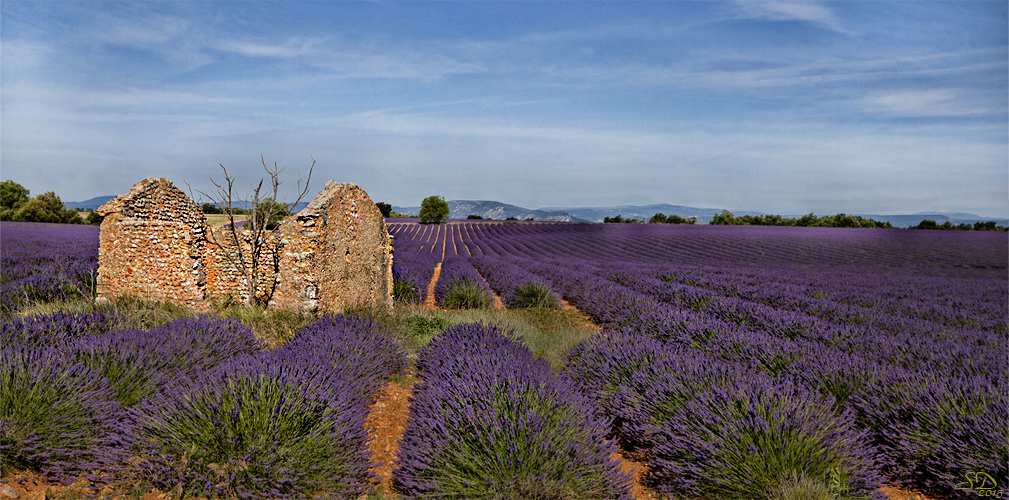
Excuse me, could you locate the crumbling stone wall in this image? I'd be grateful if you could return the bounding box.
[203,228,283,306]
[272,181,394,314]
[97,178,208,306]
[97,177,393,313]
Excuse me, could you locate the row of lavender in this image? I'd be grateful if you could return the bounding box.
[393,250,562,310]
[509,257,1006,498]
[0,223,99,315]
[388,222,1008,277]
[1,311,405,499]
[393,322,631,498]
[4,221,1005,316]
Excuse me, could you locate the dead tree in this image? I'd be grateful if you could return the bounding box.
[198,155,314,306]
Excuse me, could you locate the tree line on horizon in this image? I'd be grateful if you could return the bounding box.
[0,180,99,225]
[912,219,1007,231]
[5,179,1006,231]
[709,210,893,228]
[604,209,1008,230]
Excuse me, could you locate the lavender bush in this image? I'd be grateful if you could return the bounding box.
[143,316,266,378]
[392,251,440,303]
[272,314,407,401]
[852,369,1008,497]
[0,344,129,484]
[70,329,176,407]
[128,354,373,499]
[127,314,406,498]
[470,256,560,308]
[0,309,119,347]
[434,256,493,309]
[394,322,631,499]
[635,370,882,499]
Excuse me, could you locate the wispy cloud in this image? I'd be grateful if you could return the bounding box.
[216,37,327,58]
[728,0,852,35]
[861,89,988,117]
[1,1,1005,216]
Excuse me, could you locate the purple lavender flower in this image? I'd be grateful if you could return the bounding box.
[395,322,632,499]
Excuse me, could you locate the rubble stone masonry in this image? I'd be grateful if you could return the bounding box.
[97,177,393,313]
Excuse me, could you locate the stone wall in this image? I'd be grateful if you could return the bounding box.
[97,177,393,313]
[272,181,394,314]
[97,178,207,307]
[203,227,283,306]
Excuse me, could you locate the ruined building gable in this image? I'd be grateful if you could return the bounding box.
[97,178,207,305]
[97,177,206,227]
[97,177,393,313]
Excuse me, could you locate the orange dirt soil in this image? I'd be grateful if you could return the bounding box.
[364,377,417,498]
[0,471,183,500]
[423,262,442,309]
[560,297,602,333]
[473,269,506,309]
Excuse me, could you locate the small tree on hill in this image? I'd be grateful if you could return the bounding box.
[195,155,314,306]
[419,196,450,224]
[376,202,392,218]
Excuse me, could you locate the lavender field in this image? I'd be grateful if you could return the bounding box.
[0,222,99,315]
[2,220,1007,499]
[389,221,1007,498]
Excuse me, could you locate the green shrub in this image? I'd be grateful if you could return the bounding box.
[405,314,451,350]
[442,281,491,309]
[393,278,418,302]
[768,470,845,500]
[512,281,559,308]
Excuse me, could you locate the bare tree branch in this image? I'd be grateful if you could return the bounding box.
[190,156,314,306]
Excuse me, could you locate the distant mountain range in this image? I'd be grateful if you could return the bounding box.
[65,196,116,210]
[70,196,1005,228]
[67,196,310,212]
[544,205,1007,227]
[540,204,761,225]
[392,200,587,222]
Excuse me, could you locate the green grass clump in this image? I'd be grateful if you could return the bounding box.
[393,279,419,303]
[441,280,491,309]
[768,470,847,500]
[512,281,559,308]
[432,308,598,369]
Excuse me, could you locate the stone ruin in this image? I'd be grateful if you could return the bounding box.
[96,177,393,313]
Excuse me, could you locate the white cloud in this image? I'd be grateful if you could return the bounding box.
[0,40,54,73]
[862,89,991,117]
[729,0,852,34]
[216,37,327,58]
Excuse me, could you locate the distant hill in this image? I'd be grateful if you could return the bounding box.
[65,196,116,210]
[67,195,1006,227]
[540,204,763,225]
[393,200,586,222]
[847,212,1008,228]
[66,195,310,213]
[544,205,1006,227]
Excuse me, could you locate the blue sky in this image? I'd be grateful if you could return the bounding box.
[2,1,1007,216]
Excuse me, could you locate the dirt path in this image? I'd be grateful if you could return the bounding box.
[612,451,657,500]
[365,377,417,498]
[424,262,442,309]
[560,298,602,333]
[473,269,505,310]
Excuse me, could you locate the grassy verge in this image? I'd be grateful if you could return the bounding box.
[13,296,311,349]
[14,297,599,368]
[352,302,600,369]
